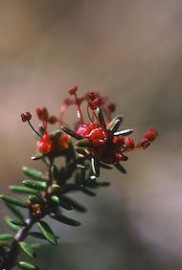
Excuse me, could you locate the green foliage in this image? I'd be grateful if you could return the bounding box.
[19,241,37,258]
[37,221,57,245]
[18,261,40,270]
[22,180,47,191]
[0,195,28,208]
[10,185,39,195]
[22,166,45,182]
[50,213,81,227]
[4,216,20,232]
[0,233,13,240]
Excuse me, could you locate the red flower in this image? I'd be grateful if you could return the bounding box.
[36,107,48,121]
[86,127,108,146]
[86,91,103,110]
[61,87,158,165]
[37,134,54,154]
[36,132,70,155]
[68,86,78,95]
[136,127,158,149]
[36,107,58,126]
[124,137,135,150]
[55,134,70,152]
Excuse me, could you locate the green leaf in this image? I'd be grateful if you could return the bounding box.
[22,166,45,181]
[29,232,59,242]
[10,185,38,195]
[91,157,100,177]
[60,195,86,212]
[107,115,123,132]
[0,233,13,240]
[19,241,37,258]
[97,107,106,129]
[62,127,83,140]
[99,162,112,170]
[50,184,60,191]
[23,180,47,191]
[4,216,20,231]
[18,261,40,270]
[28,232,48,240]
[31,154,45,160]
[75,147,89,157]
[28,195,43,204]
[38,221,57,245]
[74,168,86,185]
[5,203,24,220]
[53,130,62,141]
[50,214,81,226]
[68,139,76,159]
[60,162,76,182]
[50,195,59,204]
[76,138,91,147]
[10,218,25,226]
[114,163,127,174]
[0,194,27,208]
[114,128,133,136]
[76,163,86,170]
[50,196,73,210]
[96,181,110,187]
[51,165,59,180]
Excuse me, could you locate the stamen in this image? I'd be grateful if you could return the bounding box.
[87,105,94,122]
[69,86,84,124]
[27,120,42,138]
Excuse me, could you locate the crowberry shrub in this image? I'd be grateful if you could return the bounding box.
[0,87,158,270]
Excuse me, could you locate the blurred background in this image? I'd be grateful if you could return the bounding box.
[0,0,182,269]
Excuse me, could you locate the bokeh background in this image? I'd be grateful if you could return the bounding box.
[0,1,182,269]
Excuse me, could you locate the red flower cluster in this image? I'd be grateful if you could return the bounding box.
[61,86,158,164]
[36,107,69,155]
[21,107,69,156]
[36,133,69,154]
[36,107,58,124]
[21,86,158,164]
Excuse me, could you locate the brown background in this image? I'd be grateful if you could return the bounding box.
[0,1,182,269]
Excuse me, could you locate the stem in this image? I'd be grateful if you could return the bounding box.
[5,160,53,270]
[6,218,34,270]
[28,121,41,138]
[74,93,84,124]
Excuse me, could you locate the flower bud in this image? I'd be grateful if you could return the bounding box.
[69,86,78,95]
[21,112,32,122]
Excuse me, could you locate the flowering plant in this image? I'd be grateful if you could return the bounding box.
[0,87,158,270]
